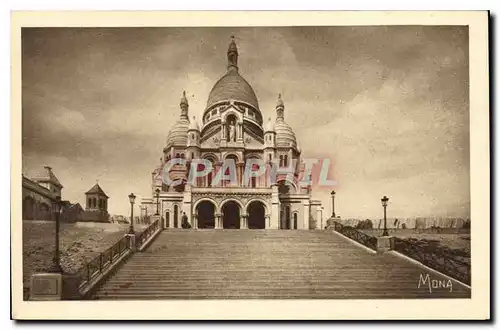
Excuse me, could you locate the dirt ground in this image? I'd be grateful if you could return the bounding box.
[22,221,147,299]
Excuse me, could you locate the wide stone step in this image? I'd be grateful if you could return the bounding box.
[92,230,471,299]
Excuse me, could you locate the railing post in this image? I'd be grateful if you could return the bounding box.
[99,254,103,273]
[86,263,91,282]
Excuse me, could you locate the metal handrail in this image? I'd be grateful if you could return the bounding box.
[76,235,131,289]
[393,237,471,285]
[333,221,378,251]
[135,219,160,248]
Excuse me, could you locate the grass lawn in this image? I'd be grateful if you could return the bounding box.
[22,221,148,300]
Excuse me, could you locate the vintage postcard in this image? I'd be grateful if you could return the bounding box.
[11,11,490,320]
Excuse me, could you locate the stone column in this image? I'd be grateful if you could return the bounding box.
[270,184,280,229]
[265,215,270,229]
[238,123,243,141]
[240,214,248,229]
[303,202,310,230]
[192,214,198,229]
[183,187,192,227]
[214,162,222,187]
[215,213,222,229]
[237,162,244,187]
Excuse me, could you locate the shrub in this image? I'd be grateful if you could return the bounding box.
[356,219,373,230]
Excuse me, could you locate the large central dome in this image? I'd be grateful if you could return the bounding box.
[206,69,259,110]
[204,37,260,115]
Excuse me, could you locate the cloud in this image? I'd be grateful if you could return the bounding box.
[22,26,469,218]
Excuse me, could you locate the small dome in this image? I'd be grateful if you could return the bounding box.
[166,118,189,148]
[188,116,200,131]
[206,70,260,112]
[265,117,275,132]
[275,120,297,148]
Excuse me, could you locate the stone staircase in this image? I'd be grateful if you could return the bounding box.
[92,229,471,299]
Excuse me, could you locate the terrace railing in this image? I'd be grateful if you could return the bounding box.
[135,218,160,248]
[392,237,471,285]
[333,221,378,251]
[76,235,131,290]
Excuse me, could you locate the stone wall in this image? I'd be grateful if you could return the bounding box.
[338,217,469,229]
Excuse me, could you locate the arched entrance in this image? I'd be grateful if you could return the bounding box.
[173,205,179,228]
[247,201,266,229]
[197,201,216,229]
[165,211,170,228]
[280,205,291,230]
[222,201,240,229]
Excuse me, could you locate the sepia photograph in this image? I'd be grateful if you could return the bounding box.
[11,11,490,320]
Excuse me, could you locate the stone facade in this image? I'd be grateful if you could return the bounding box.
[141,37,322,230]
[22,166,63,221]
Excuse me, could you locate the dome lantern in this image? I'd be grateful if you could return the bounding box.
[180,91,189,119]
[227,35,239,72]
[274,93,297,148]
[276,93,285,120]
[165,91,190,148]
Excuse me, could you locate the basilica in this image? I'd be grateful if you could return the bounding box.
[140,37,323,230]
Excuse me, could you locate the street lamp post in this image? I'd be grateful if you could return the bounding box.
[128,193,136,234]
[381,195,389,236]
[330,190,336,218]
[155,188,160,216]
[49,196,63,273]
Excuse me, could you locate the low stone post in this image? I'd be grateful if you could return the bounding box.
[376,236,394,253]
[126,233,137,252]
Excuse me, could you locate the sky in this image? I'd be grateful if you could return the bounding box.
[21,26,470,219]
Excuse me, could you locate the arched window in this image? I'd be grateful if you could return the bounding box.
[92,198,97,208]
[268,154,272,162]
[181,153,185,159]
[191,152,194,160]
[176,153,180,158]
[191,133,194,140]
[279,155,284,167]
[207,172,212,187]
[88,198,91,208]
[284,155,288,167]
